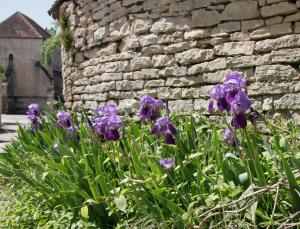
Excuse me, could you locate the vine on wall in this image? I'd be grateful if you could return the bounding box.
[59,15,73,51]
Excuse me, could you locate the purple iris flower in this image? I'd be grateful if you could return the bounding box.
[209,72,252,129]
[159,157,175,170]
[224,72,247,88]
[151,117,177,144]
[209,84,231,111]
[27,103,41,131]
[140,95,165,122]
[224,128,236,147]
[56,110,76,132]
[56,111,71,127]
[93,117,108,141]
[93,115,123,141]
[27,103,40,117]
[94,103,118,117]
[222,72,247,107]
[92,104,123,141]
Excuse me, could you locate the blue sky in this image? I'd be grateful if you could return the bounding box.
[0,0,55,29]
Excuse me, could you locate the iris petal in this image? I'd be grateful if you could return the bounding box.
[224,128,236,147]
[217,98,230,111]
[208,100,214,113]
[151,117,177,144]
[106,129,120,141]
[164,132,175,145]
[231,113,247,129]
[224,72,246,88]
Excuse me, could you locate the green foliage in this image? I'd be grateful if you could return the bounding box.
[59,15,73,51]
[0,55,5,80]
[0,60,4,74]
[41,30,61,68]
[0,182,96,228]
[0,111,299,228]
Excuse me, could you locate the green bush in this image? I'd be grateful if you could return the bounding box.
[0,109,299,228]
[41,33,61,68]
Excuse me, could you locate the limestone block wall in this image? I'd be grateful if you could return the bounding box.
[58,0,300,117]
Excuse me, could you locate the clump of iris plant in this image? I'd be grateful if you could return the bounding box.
[159,157,175,170]
[208,72,252,129]
[151,117,177,145]
[139,95,165,122]
[27,103,40,131]
[92,103,123,141]
[56,110,77,133]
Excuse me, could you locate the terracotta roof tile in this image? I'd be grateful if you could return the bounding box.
[0,12,50,39]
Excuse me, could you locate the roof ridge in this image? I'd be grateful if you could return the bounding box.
[17,12,43,38]
[0,12,50,39]
[20,12,50,39]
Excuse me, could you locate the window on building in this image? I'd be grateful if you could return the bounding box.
[8,53,13,66]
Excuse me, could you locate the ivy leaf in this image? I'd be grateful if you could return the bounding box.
[114,195,127,212]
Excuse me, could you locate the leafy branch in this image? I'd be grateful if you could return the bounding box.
[41,16,73,69]
[41,32,61,68]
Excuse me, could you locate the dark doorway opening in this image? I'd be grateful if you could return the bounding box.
[6,53,15,114]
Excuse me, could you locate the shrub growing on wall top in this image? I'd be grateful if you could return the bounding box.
[59,15,73,52]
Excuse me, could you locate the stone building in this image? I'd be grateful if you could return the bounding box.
[0,12,62,114]
[49,0,300,117]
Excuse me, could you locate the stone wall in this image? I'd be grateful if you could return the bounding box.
[58,0,300,117]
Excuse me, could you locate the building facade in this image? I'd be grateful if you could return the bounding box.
[49,0,300,118]
[0,12,61,113]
